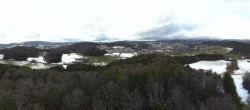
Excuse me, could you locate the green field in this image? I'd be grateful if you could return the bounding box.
[170,46,229,56]
[225,53,244,59]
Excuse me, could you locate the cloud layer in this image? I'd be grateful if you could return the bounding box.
[138,23,197,40]
[0,0,250,43]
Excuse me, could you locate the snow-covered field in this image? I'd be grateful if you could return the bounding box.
[61,53,83,64]
[190,60,250,103]
[104,53,120,57]
[235,60,250,74]
[189,60,230,74]
[12,61,30,66]
[62,65,68,69]
[232,75,249,103]
[120,53,135,58]
[30,63,50,69]
[27,56,46,63]
[0,54,4,60]
[0,60,51,69]
[93,62,108,66]
[105,52,137,59]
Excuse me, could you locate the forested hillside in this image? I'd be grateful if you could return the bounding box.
[0,46,40,61]
[0,42,108,63]
[57,42,107,56]
[0,54,242,110]
[0,46,63,63]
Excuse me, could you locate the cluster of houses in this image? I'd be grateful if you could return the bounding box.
[146,42,200,53]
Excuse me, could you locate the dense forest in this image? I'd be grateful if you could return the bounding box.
[175,54,225,64]
[57,42,107,56]
[0,42,107,63]
[243,72,250,94]
[0,47,62,63]
[0,46,40,61]
[0,54,243,110]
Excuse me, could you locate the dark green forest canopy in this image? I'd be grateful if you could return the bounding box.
[56,42,107,56]
[0,42,107,63]
[0,46,40,61]
[0,54,242,110]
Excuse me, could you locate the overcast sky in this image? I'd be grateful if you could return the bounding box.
[0,0,250,43]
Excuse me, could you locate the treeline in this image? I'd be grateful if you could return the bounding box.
[0,54,243,110]
[0,42,108,63]
[50,63,103,72]
[0,46,40,61]
[176,54,225,64]
[243,72,250,94]
[0,46,62,63]
[44,49,63,63]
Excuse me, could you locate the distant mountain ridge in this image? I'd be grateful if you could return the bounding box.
[0,41,75,49]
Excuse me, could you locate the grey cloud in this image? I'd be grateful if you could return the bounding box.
[62,38,82,42]
[138,23,196,40]
[157,16,175,24]
[27,33,41,39]
[0,34,5,37]
[94,34,117,42]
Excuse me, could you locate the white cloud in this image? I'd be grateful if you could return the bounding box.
[0,0,250,43]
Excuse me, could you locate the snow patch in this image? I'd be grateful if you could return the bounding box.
[120,53,135,58]
[234,59,250,74]
[105,52,138,59]
[62,65,68,69]
[104,53,120,57]
[94,62,108,66]
[61,53,83,64]
[113,46,125,49]
[30,63,50,69]
[232,75,250,103]
[225,47,233,53]
[189,60,229,74]
[0,54,4,60]
[12,61,30,66]
[27,56,46,63]
[189,59,250,104]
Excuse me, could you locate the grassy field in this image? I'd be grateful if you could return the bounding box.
[170,46,229,56]
[225,53,244,59]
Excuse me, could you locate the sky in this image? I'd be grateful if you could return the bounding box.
[0,0,250,43]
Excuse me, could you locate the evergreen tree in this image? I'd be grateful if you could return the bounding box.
[223,72,242,108]
[226,59,239,73]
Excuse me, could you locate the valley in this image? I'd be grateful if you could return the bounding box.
[1,40,250,109]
